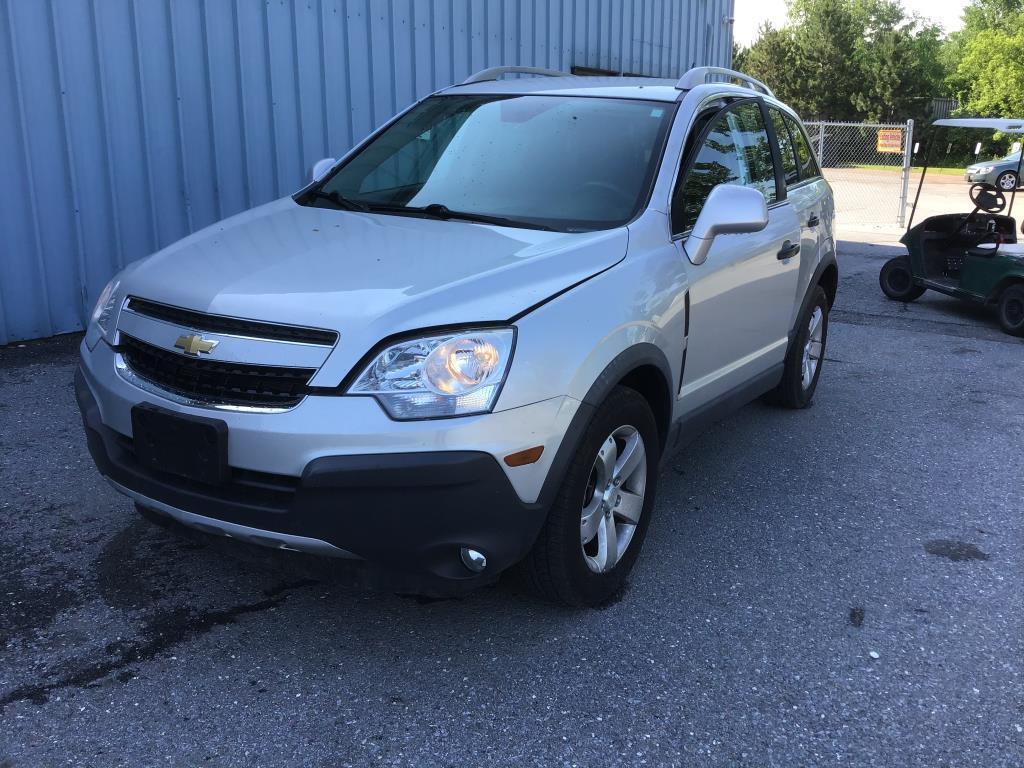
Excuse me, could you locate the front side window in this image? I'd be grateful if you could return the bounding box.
[308,94,675,232]
[673,101,777,233]
[785,114,821,180]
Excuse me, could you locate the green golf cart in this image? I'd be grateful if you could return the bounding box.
[879,118,1024,337]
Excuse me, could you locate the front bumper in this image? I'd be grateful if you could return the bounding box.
[965,171,995,184]
[79,338,577,503]
[76,340,582,592]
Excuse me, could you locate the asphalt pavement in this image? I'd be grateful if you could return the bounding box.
[1,239,1022,767]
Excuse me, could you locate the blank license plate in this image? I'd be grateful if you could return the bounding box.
[131,403,228,485]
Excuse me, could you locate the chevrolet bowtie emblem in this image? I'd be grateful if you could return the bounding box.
[174,334,218,356]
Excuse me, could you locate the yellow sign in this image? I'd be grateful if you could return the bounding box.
[877,129,903,154]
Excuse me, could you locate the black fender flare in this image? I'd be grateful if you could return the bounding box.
[579,343,674,410]
[789,254,839,345]
[987,275,1024,304]
[534,343,674,510]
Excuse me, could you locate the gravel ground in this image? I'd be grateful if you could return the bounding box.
[1,239,1022,767]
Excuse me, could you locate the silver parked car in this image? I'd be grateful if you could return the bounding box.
[966,150,1021,191]
[76,66,837,606]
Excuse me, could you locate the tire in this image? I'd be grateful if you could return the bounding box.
[997,284,1024,337]
[996,171,1019,192]
[765,286,829,409]
[879,256,926,301]
[519,386,660,607]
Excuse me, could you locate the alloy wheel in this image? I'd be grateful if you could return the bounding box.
[580,425,647,574]
[999,173,1018,191]
[802,306,824,390]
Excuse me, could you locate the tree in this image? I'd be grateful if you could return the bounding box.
[954,27,1024,117]
[961,0,1023,29]
[784,0,863,120]
[946,0,1024,117]
[734,0,948,121]
[735,24,801,108]
[853,20,945,121]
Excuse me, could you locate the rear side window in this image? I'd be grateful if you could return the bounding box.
[785,114,821,179]
[673,101,777,233]
[768,108,800,186]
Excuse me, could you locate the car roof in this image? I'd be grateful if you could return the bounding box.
[442,75,686,102]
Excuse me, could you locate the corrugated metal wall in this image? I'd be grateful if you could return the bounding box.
[0,0,733,345]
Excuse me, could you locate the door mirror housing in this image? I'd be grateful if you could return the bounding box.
[310,157,337,183]
[684,184,769,266]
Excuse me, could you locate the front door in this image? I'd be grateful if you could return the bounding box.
[671,99,802,409]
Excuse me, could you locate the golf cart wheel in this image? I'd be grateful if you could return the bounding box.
[517,386,659,607]
[997,284,1024,337]
[996,171,1019,192]
[879,257,925,301]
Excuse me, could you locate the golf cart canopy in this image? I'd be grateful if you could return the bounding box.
[932,118,1024,134]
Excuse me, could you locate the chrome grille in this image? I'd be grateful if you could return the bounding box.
[125,297,338,346]
[119,334,316,409]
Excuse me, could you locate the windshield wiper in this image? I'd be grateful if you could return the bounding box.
[372,201,557,231]
[301,189,368,212]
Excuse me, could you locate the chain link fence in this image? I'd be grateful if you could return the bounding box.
[805,120,915,228]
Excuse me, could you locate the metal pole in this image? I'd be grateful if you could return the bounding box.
[1010,140,1023,219]
[897,119,914,227]
[817,122,825,167]
[906,126,935,233]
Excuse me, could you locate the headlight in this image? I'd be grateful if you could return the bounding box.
[979,166,995,173]
[348,328,514,419]
[84,278,121,348]
[90,278,120,332]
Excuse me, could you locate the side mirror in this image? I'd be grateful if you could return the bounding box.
[310,157,337,183]
[684,184,769,266]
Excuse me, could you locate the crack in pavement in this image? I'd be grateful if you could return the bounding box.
[0,579,318,712]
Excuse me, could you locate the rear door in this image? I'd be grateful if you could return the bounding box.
[768,106,819,253]
[769,108,830,321]
[673,99,802,408]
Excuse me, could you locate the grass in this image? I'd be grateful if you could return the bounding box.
[846,164,964,175]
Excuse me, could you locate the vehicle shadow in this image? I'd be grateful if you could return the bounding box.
[835,238,905,260]
[835,238,1011,337]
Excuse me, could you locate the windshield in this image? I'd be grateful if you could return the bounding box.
[306,94,675,232]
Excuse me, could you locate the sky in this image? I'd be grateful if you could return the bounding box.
[733,0,971,46]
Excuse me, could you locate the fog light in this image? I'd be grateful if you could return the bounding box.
[460,547,487,573]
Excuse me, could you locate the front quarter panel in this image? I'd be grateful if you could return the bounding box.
[497,210,687,414]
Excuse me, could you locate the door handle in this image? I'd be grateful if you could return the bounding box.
[777,241,800,260]
[807,214,820,227]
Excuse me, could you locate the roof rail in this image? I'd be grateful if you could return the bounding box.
[675,66,774,98]
[462,66,570,84]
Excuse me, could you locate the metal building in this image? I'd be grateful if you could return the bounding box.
[0,0,734,345]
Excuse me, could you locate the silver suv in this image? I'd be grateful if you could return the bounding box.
[77,66,836,606]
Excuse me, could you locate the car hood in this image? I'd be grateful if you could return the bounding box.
[970,156,1019,170]
[120,197,627,381]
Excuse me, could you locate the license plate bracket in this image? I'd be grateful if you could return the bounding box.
[131,403,228,485]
